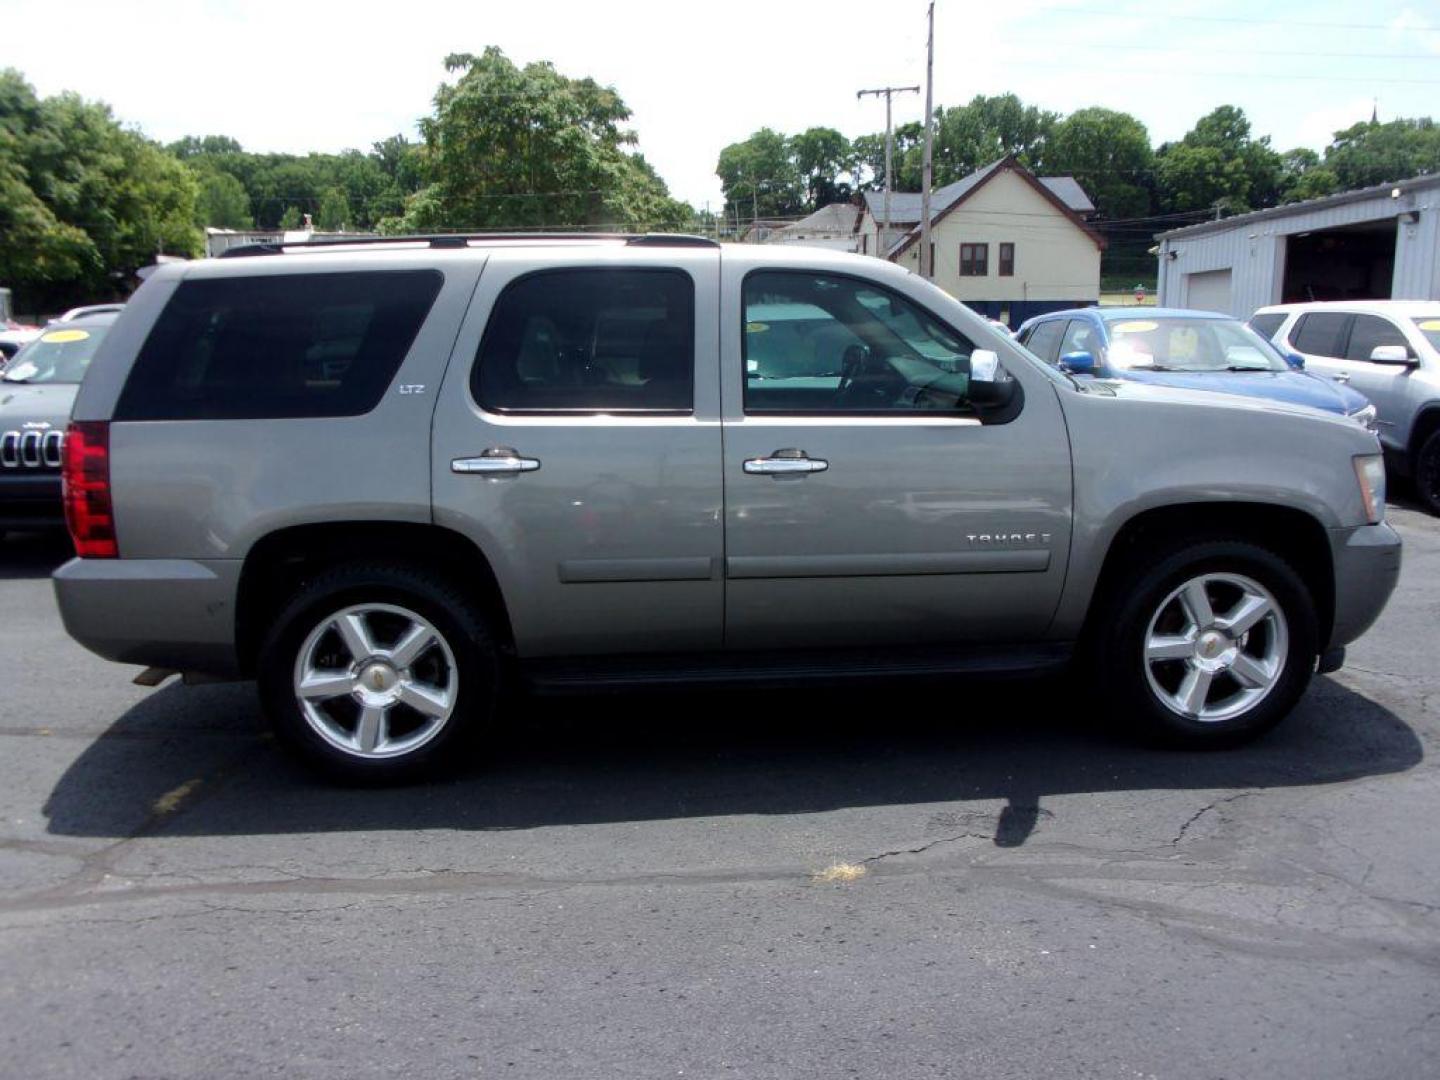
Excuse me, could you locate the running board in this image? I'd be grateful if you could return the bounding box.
[522,642,1073,695]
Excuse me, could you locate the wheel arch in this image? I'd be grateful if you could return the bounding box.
[1408,404,1440,471]
[235,521,515,677]
[1083,501,1335,651]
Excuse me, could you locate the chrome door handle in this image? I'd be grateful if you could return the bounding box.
[1333,372,1351,383]
[452,449,541,475]
[743,451,829,476]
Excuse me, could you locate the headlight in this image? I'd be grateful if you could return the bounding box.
[1353,454,1386,524]
[1348,403,1378,432]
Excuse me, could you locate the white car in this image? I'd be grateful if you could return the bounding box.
[1251,300,1440,513]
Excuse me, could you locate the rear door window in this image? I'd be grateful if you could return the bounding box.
[1291,312,1350,358]
[116,271,442,420]
[473,269,693,413]
[1247,312,1285,340]
[1345,314,1410,361]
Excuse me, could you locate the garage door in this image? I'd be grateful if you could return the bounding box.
[1185,269,1233,315]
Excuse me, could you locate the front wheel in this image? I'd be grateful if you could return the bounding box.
[257,563,497,782]
[1095,540,1319,748]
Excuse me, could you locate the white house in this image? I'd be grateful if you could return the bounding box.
[762,202,862,252]
[858,157,1104,326]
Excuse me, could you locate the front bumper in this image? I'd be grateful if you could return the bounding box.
[0,472,62,529]
[1326,522,1402,650]
[53,557,244,676]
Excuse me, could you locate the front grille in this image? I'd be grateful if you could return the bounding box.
[0,430,65,469]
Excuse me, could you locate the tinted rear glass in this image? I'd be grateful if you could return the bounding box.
[116,271,442,421]
[1291,312,1349,358]
[1021,320,1065,364]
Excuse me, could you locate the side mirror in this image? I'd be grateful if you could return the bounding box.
[1059,350,1096,375]
[1370,344,1415,366]
[967,348,1020,417]
[1286,352,1305,370]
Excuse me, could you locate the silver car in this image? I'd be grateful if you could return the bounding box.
[1252,300,1440,513]
[52,235,1400,781]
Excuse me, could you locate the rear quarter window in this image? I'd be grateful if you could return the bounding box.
[115,270,443,421]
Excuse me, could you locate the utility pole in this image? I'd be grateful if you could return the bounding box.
[919,2,936,279]
[857,82,919,259]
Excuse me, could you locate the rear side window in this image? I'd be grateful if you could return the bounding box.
[116,271,442,421]
[1247,312,1285,340]
[1022,320,1065,364]
[474,269,693,413]
[1346,314,1410,361]
[1291,312,1349,358]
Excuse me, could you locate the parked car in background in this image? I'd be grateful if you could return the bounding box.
[0,324,41,366]
[1016,307,1377,429]
[1251,301,1440,514]
[50,237,1398,782]
[0,313,117,537]
[52,303,125,323]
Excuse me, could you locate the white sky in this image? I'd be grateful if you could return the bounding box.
[5,0,1438,210]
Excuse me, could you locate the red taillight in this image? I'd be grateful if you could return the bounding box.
[62,420,118,558]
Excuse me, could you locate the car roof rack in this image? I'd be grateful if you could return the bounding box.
[218,232,719,258]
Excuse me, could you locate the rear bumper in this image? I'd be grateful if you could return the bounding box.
[0,472,62,528]
[1326,522,1402,649]
[52,557,243,676]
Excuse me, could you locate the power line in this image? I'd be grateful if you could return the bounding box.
[1047,6,1431,31]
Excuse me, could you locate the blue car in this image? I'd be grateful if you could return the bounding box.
[1015,307,1377,428]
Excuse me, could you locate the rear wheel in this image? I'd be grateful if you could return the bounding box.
[1415,429,1440,515]
[258,563,497,782]
[1094,540,1318,747]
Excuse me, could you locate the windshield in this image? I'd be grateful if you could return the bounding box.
[1412,317,1440,352]
[1105,317,1289,373]
[1,325,109,384]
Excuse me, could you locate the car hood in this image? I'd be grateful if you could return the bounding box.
[1073,375,1368,430]
[1101,367,1368,414]
[0,382,79,426]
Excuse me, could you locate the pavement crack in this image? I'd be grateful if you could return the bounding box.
[1171,792,1254,846]
[862,832,990,865]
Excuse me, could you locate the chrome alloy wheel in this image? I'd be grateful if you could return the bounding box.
[293,603,458,759]
[1142,572,1289,723]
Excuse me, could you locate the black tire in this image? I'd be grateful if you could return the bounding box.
[1093,539,1318,749]
[257,562,498,783]
[1416,429,1440,516]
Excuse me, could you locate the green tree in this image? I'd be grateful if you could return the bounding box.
[400,48,686,231]
[278,205,303,230]
[0,69,199,309]
[193,168,251,228]
[1278,147,1338,202]
[168,134,243,160]
[789,126,854,208]
[716,127,803,220]
[929,94,1057,184]
[1324,117,1440,189]
[853,122,924,191]
[316,185,351,230]
[1044,107,1153,219]
[1156,106,1282,214]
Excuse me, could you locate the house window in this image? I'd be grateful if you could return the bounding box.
[960,243,988,277]
[999,243,1014,277]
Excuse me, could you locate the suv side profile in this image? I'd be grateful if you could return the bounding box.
[1252,301,1440,513]
[55,235,1400,781]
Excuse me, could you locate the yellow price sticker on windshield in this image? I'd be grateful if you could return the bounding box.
[39,329,90,343]
[746,322,769,333]
[1111,320,1157,334]
[1418,319,1440,331]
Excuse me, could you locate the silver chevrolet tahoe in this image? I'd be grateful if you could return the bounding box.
[53,235,1401,781]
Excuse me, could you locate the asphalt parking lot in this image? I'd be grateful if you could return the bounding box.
[1,503,1437,1080]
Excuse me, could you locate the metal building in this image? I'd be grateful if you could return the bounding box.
[1155,173,1440,318]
